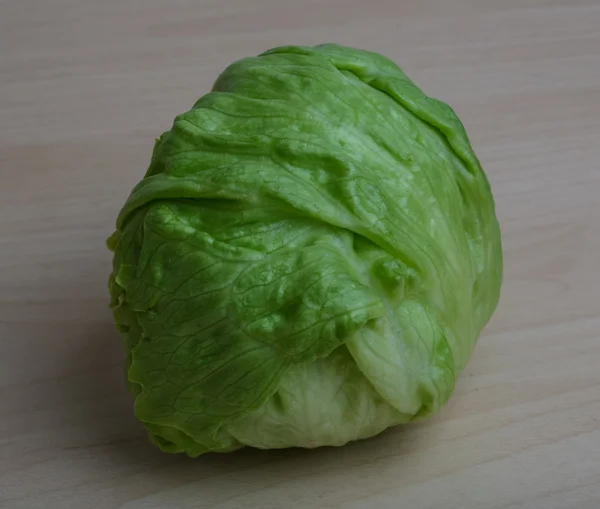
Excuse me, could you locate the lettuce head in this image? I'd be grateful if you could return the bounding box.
[108,44,502,456]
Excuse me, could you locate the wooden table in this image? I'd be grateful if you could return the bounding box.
[2,1,599,507]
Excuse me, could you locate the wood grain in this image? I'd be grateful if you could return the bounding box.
[2,1,599,508]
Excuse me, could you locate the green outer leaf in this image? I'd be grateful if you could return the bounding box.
[110,201,386,453]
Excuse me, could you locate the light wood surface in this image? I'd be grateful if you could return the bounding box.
[2,1,600,508]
